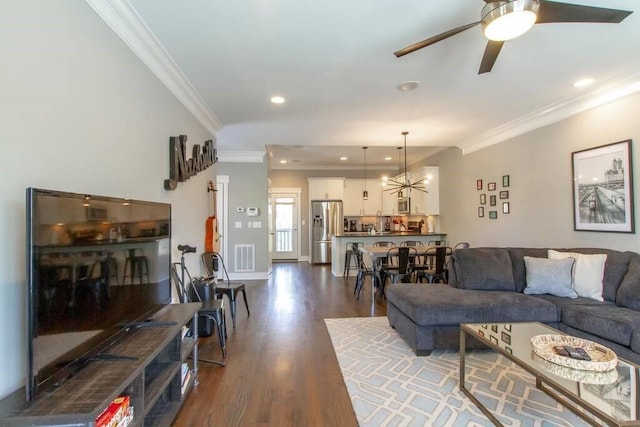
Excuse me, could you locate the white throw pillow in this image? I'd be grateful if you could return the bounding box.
[548,250,607,301]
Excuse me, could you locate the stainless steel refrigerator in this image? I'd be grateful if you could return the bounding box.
[310,200,343,264]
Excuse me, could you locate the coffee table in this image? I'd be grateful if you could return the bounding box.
[460,322,640,426]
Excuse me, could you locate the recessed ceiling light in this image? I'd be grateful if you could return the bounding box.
[384,156,392,161]
[340,157,347,161]
[397,81,420,92]
[574,78,595,88]
[280,160,287,164]
[271,96,285,104]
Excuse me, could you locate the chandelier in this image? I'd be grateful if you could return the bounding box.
[383,131,428,196]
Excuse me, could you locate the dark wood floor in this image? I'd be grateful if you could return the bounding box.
[173,261,386,426]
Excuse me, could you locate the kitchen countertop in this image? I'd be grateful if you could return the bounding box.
[333,231,446,237]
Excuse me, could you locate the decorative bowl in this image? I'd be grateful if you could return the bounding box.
[530,334,617,372]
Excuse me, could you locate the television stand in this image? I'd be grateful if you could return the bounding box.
[117,320,179,329]
[0,303,201,426]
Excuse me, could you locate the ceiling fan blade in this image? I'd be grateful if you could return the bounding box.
[394,21,481,58]
[537,1,632,24]
[478,40,504,74]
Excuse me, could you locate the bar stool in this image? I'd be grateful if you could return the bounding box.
[123,248,149,284]
[343,241,364,277]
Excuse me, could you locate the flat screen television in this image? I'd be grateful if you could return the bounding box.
[26,188,172,401]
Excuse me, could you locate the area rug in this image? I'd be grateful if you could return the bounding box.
[324,317,589,427]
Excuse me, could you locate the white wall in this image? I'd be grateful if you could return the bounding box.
[0,2,216,399]
[432,91,640,250]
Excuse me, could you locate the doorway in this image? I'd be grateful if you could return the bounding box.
[216,175,229,261]
[270,189,301,261]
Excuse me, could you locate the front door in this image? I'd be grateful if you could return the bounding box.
[271,191,300,261]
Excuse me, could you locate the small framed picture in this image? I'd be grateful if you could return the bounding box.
[502,175,510,187]
[504,324,512,332]
[499,190,509,199]
[490,195,497,206]
[489,211,498,219]
[478,207,484,217]
[490,335,499,345]
[481,324,487,329]
[503,202,510,214]
[479,330,485,337]
[501,331,511,345]
[488,182,496,191]
[505,346,513,354]
[491,325,498,333]
[476,179,483,190]
[480,194,486,205]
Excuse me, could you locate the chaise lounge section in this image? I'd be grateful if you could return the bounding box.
[386,247,640,364]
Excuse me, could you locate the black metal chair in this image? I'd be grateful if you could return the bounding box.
[171,260,227,364]
[343,241,364,278]
[201,252,250,328]
[416,246,451,283]
[353,244,383,299]
[381,247,417,290]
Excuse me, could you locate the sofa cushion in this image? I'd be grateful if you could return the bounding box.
[617,255,640,311]
[548,250,606,301]
[562,304,640,347]
[529,295,612,319]
[566,248,634,302]
[523,256,577,298]
[629,329,640,353]
[508,248,548,292]
[385,283,558,326]
[451,248,516,291]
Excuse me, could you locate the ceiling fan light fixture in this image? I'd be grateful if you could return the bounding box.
[482,0,539,42]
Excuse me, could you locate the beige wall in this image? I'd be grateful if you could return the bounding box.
[0,2,215,398]
[431,91,640,250]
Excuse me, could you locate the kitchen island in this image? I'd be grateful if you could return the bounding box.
[331,232,447,277]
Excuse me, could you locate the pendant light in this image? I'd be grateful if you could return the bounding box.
[362,147,368,200]
[397,146,403,199]
[384,131,428,196]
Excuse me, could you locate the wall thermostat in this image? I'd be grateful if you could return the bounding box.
[246,207,259,216]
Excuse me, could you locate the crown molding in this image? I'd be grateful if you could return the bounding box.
[458,67,640,154]
[85,0,222,135]
[218,150,266,163]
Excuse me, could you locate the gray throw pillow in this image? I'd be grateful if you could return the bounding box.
[523,256,577,298]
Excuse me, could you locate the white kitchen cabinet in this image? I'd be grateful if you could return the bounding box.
[409,167,439,215]
[343,179,362,215]
[308,178,345,200]
[343,179,382,215]
[381,182,399,215]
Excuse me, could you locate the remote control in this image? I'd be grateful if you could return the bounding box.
[574,347,591,361]
[564,345,586,360]
[553,346,569,357]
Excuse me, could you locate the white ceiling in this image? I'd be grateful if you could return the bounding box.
[117,0,640,169]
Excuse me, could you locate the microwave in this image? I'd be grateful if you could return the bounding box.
[398,197,411,214]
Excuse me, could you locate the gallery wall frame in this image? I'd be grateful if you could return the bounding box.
[572,140,634,233]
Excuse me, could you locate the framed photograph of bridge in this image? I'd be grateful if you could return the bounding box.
[572,140,634,233]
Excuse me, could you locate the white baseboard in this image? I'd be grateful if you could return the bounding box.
[298,256,309,262]
[225,272,269,281]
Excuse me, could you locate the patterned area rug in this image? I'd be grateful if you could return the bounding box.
[325,317,589,427]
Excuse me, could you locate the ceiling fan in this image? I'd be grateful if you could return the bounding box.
[394,0,633,74]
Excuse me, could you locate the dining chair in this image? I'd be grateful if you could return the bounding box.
[416,246,452,283]
[201,252,250,328]
[171,262,226,363]
[381,247,417,291]
[352,244,383,299]
[343,241,364,278]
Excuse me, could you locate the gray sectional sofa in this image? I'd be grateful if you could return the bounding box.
[385,247,640,364]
